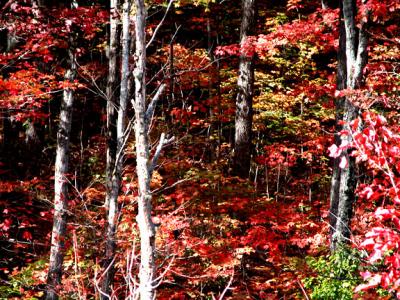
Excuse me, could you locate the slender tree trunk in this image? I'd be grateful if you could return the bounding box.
[329,2,346,240]
[102,0,119,293]
[133,1,169,298]
[102,0,130,296]
[233,0,256,177]
[46,25,77,300]
[105,0,119,210]
[1,27,17,156]
[321,1,339,10]
[133,1,157,298]
[330,0,368,251]
[169,6,175,104]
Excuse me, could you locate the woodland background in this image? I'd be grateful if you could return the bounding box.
[0,0,400,299]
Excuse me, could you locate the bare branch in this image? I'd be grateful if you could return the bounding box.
[297,279,310,300]
[93,257,115,300]
[151,177,193,194]
[150,133,174,176]
[146,0,174,49]
[217,271,234,300]
[145,83,166,123]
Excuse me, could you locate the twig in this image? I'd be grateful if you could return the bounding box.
[150,132,175,176]
[146,0,175,49]
[151,177,193,194]
[152,255,176,288]
[218,271,234,300]
[297,279,310,300]
[94,257,115,300]
[145,83,167,122]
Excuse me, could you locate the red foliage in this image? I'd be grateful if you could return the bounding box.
[331,111,400,294]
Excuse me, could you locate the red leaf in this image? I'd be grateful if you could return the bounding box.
[22,231,32,240]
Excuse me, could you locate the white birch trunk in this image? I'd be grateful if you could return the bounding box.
[133,0,157,297]
[133,1,170,298]
[46,29,77,300]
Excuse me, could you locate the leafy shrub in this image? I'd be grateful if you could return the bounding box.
[0,259,47,299]
[303,247,364,300]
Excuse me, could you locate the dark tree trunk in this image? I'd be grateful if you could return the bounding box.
[0,27,17,155]
[233,0,256,177]
[105,0,119,210]
[46,28,76,300]
[329,0,369,251]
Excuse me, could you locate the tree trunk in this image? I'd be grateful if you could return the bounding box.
[133,0,156,298]
[1,27,17,155]
[321,0,339,9]
[233,0,256,177]
[105,0,119,210]
[321,0,329,9]
[101,0,121,296]
[329,1,346,241]
[46,27,77,300]
[330,0,368,251]
[102,0,131,299]
[133,0,169,297]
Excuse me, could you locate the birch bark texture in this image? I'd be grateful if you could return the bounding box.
[132,0,169,297]
[133,0,156,298]
[102,0,131,296]
[46,22,77,300]
[233,0,256,177]
[329,0,369,251]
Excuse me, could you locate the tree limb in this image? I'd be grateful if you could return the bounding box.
[145,83,166,123]
[149,132,174,176]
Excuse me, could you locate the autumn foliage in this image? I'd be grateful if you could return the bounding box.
[0,0,400,299]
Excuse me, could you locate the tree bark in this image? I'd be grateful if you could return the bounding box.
[102,0,119,293]
[329,1,346,241]
[233,0,256,177]
[132,1,170,298]
[330,0,369,251]
[46,25,77,300]
[102,0,130,297]
[105,0,119,210]
[321,0,339,9]
[133,0,156,299]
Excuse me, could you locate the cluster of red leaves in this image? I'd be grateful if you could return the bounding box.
[363,0,400,22]
[0,4,106,122]
[255,8,338,58]
[215,8,337,59]
[256,144,297,167]
[290,79,336,103]
[330,111,400,295]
